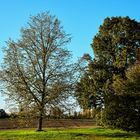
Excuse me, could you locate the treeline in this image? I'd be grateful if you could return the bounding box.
[0,108,96,120]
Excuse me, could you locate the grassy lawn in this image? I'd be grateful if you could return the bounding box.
[0,127,140,140]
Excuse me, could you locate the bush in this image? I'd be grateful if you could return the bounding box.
[102,95,140,131]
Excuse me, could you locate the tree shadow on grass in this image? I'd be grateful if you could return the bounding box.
[92,128,139,138]
[98,132,134,138]
[69,133,139,140]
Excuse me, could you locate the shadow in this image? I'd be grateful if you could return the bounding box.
[91,128,138,138]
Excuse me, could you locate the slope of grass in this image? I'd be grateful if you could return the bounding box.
[0,127,140,140]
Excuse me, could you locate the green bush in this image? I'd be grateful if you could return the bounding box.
[102,95,140,131]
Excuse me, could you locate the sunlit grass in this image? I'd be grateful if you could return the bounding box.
[0,127,140,140]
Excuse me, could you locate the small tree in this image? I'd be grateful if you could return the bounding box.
[0,12,76,131]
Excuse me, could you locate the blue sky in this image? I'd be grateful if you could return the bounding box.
[0,0,140,111]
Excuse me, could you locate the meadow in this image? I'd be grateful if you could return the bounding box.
[0,127,140,140]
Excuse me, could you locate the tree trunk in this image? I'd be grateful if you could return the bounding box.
[37,109,43,131]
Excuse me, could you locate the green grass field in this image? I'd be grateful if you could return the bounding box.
[0,127,140,140]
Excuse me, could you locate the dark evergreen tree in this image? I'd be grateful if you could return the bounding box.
[0,109,9,119]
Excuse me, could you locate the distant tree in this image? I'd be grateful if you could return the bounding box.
[0,109,9,118]
[0,12,77,131]
[49,106,64,119]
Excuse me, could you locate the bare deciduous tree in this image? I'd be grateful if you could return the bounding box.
[1,12,76,131]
